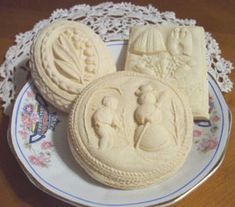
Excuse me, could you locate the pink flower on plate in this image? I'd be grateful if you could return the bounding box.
[207,138,218,150]
[31,113,39,123]
[22,115,33,129]
[29,154,50,167]
[23,104,34,115]
[29,155,43,166]
[18,130,28,139]
[212,115,220,123]
[193,129,202,137]
[41,141,53,150]
[27,90,34,98]
[199,138,218,152]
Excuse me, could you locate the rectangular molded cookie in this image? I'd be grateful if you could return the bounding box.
[125,25,209,120]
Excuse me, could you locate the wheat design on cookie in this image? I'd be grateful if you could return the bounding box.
[30,20,116,112]
[68,71,193,189]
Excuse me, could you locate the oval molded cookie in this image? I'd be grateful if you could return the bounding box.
[30,20,116,112]
[68,71,193,189]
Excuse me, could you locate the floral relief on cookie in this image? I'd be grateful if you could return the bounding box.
[52,29,98,84]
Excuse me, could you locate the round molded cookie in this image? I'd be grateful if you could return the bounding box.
[68,71,193,189]
[30,20,116,112]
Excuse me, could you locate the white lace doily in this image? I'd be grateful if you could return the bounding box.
[0,2,233,115]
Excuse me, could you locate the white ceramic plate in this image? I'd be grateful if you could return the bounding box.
[10,41,232,207]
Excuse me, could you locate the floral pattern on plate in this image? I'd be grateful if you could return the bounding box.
[18,87,60,167]
[193,95,220,153]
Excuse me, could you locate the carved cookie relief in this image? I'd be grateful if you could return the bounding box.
[131,27,166,54]
[168,27,193,56]
[30,20,116,112]
[92,95,122,150]
[68,72,193,189]
[52,31,98,84]
[129,27,193,79]
[134,84,171,151]
[125,26,209,120]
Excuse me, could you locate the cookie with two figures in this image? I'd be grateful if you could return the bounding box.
[68,71,193,189]
[30,20,116,112]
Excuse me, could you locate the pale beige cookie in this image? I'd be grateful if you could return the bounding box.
[68,71,193,189]
[30,20,116,112]
[125,25,209,120]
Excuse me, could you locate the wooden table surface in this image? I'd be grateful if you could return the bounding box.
[0,0,234,206]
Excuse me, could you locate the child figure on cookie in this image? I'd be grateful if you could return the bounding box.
[134,84,170,152]
[92,95,121,150]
